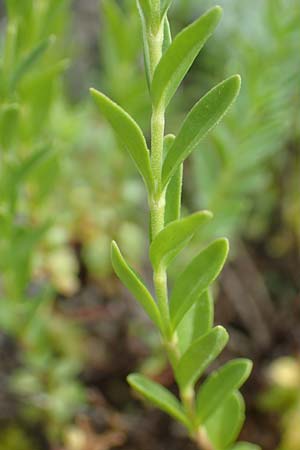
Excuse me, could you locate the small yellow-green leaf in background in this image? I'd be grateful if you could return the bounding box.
[162,75,241,188]
[204,391,245,450]
[150,211,212,271]
[175,326,228,390]
[176,290,213,354]
[196,359,252,424]
[0,103,19,149]
[9,35,55,91]
[111,242,161,329]
[151,6,222,109]
[127,373,189,427]
[90,89,154,192]
[170,238,229,329]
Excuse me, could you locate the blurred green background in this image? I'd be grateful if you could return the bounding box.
[0,0,299,449]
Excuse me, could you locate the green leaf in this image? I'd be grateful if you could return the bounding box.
[9,36,55,91]
[162,75,241,188]
[196,359,253,424]
[90,89,154,192]
[151,6,222,109]
[164,134,182,224]
[165,164,182,224]
[136,0,151,86]
[150,211,212,271]
[136,0,151,25]
[127,373,189,427]
[170,238,229,329]
[177,290,213,354]
[111,241,161,329]
[230,443,261,450]
[205,391,245,450]
[175,326,228,391]
[0,103,19,149]
[163,16,172,53]
[161,0,173,19]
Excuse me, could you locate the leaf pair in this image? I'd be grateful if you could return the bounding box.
[128,358,252,443]
[91,6,240,196]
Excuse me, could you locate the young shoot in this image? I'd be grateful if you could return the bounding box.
[91,1,260,449]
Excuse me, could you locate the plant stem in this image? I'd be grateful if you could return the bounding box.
[147,5,214,450]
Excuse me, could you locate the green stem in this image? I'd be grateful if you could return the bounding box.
[146,5,214,450]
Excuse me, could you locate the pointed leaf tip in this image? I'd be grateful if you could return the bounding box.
[111,241,161,329]
[152,6,223,110]
[127,373,189,427]
[162,75,241,187]
[90,88,154,192]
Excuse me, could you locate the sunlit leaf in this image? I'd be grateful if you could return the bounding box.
[162,75,241,188]
[127,373,189,427]
[150,211,212,271]
[151,6,222,109]
[90,89,154,192]
[111,241,161,328]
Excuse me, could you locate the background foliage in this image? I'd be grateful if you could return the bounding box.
[0,0,299,449]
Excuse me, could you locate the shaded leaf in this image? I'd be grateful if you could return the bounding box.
[177,290,213,354]
[151,6,222,109]
[127,373,189,427]
[196,359,252,423]
[164,134,182,224]
[136,0,151,86]
[163,16,172,53]
[150,211,212,271]
[175,326,228,390]
[161,0,173,19]
[170,238,229,329]
[90,89,154,192]
[205,391,245,450]
[162,75,241,188]
[111,242,161,328]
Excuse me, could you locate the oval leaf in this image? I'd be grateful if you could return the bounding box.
[175,326,228,391]
[150,211,212,271]
[90,89,154,192]
[205,391,245,450]
[177,290,213,354]
[196,359,253,424]
[170,238,229,329]
[127,373,189,427]
[111,241,161,329]
[162,75,241,188]
[151,6,222,109]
